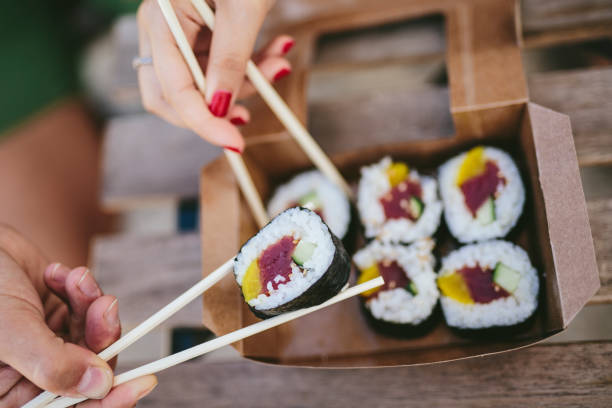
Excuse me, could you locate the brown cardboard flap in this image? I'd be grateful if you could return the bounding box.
[526,103,600,328]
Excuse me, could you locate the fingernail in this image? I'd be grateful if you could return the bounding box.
[104,298,119,328]
[49,263,63,282]
[137,380,158,400]
[282,39,295,54]
[209,91,232,117]
[77,269,101,298]
[77,366,113,399]
[223,145,243,154]
[230,116,247,126]
[273,68,291,82]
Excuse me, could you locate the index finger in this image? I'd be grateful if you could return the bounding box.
[146,9,244,151]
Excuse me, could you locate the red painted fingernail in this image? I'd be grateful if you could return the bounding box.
[282,39,295,54]
[230,117,247,126]
[223,145,243,154]
[274,68,291,81]
[209,91,232,117]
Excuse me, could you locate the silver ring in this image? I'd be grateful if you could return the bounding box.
[132,56,153,70]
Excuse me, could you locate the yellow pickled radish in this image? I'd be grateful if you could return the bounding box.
[456,146,486,186]
[357,264,382,297]
[438,273,474,304]
[242,259,262,301]
[386,162,409,187]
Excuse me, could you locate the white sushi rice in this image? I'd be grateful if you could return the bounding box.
[353,239,439,325]
[357,157,443,243]
[438,240,538,329]
[234,208,335,311]
[438,146,525,243]
[267,170,351,239]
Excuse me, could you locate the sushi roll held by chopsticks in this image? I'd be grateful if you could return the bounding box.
[234,207,351,319]
[439,146,525,243]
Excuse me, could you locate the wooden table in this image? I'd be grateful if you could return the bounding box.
[91,0,612,405]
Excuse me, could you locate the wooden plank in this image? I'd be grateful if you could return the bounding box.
[308,67,612,165]
[100,67,611,204]
[521,0,612,35]
[91,232,203,328]
[101,114,222,209]
[529,67,612,166]
[134,341,612,407]
[588,198,612,304]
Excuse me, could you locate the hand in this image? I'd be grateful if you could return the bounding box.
[137,0,293,152]
[0,225,157,407]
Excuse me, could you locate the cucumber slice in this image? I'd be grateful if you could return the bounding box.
[405,281,418,296]
[476,196,495,225]
[493,262,520,293]
[298,191,321,210]
[409,196,424,220]
[291,241,317,266]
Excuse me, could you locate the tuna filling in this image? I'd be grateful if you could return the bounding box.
[459,161,505,216]
[361,260,415,300]
[380,180,423,221]
[259,236,297,294]
[458,264,509,303]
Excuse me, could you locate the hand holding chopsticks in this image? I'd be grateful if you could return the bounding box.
[138,0,353,228]
[22,259,235,408]
[44,277,383,408]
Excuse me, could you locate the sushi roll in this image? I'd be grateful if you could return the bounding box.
[267,170,351,239]
[353,239,439,336]
[357,157,443,243]
[439,146,525,243]
[437,240,538,334]
[234,207,351,319]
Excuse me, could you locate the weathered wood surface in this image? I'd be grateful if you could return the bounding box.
[91,232,203,328]
[308,67,612,164]
[521,0,612,36]
[133,341,612,407]
[588,198,612,304]
[528,68,612,166]
[101,114,221,209]
[100,66,612,203]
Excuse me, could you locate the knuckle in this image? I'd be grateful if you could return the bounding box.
[32,349,66,391]
[212,52,246,74]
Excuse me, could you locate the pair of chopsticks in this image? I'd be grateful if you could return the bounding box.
[23,3,360,406]
[25,255,382,407]
[182,0,352,228]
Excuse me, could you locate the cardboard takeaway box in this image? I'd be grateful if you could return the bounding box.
[199,0,600,367]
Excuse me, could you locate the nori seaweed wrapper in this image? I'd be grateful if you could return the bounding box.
[361,302,441,339]
[237,208,351,319]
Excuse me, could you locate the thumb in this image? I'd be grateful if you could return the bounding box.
[0,301,113,399]
[204,0,269,116]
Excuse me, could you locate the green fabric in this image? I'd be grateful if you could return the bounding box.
[0,0,135,136]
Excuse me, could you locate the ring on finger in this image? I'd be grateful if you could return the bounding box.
[132,56,153,70]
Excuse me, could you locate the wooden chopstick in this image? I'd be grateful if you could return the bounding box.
[157,0,270,228]
[22,259,235,408]
[189,0,354,200]
[44,277,384,408]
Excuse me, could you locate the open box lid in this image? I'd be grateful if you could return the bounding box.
[523,103,600,329]
[199,0,600,366]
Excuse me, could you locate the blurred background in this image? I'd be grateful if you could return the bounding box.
[1,0,611,406]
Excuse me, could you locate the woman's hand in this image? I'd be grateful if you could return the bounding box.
[137,0,293,152]
[0,225,157,407]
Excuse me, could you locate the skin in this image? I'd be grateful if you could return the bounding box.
[0,224,157,407]
[137,0,291,152]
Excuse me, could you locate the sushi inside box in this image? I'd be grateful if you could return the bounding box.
[199,0,600,367]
